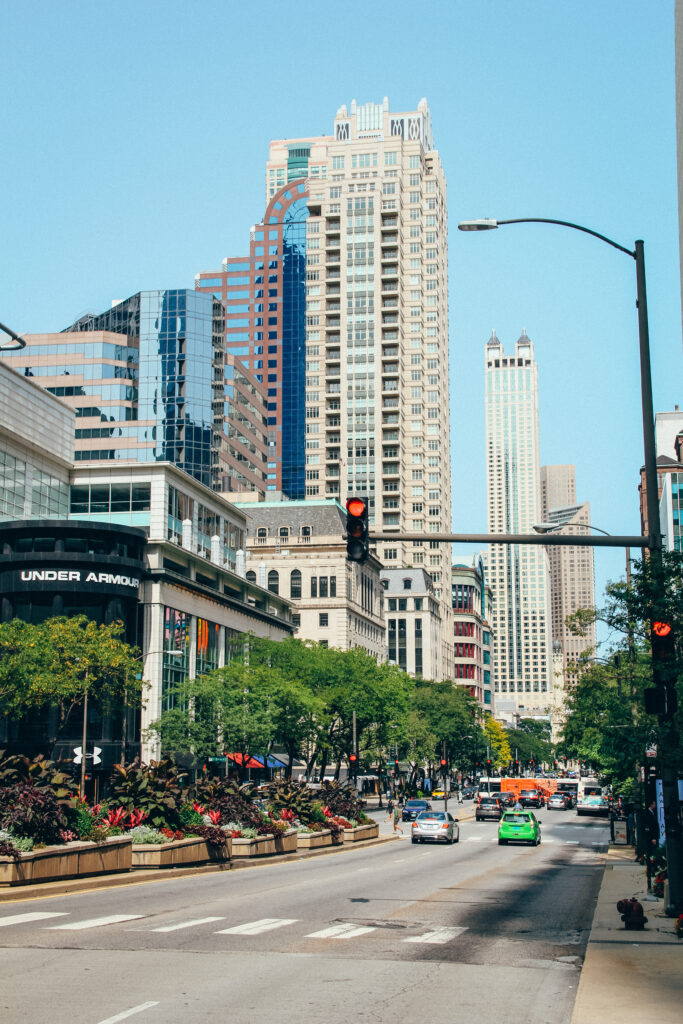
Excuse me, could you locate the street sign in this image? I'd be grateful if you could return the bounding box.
[645,744,658,759]
[208,756,227,763]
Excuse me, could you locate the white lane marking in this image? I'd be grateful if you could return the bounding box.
[150,917,224,933]
[216,917,298,936]
[306,922,376,939]
[466,836,483,842]
[48,914,143,930]
[96,1002,160,1024]
[405,926,468,944]
[565,841,579,845]
[392,857,407,862]
[0,912,68,927]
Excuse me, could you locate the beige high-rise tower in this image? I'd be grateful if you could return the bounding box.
[540,465,597,681]
[267,98,453,677]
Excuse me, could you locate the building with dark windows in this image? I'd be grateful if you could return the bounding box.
[196,181,310,498]
[3,289,224,490]
[233,498,385,658]
[379,568,442,679]
[0,362,293,782]
[451,555,495,711]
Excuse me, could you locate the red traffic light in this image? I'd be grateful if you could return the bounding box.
[440,758,447,767]
[346,497,366,517]
[653,621,672,637]
[349,753,357,763]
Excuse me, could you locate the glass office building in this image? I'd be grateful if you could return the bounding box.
[5,291,223,489]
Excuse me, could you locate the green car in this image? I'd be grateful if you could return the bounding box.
[498,811,541,846]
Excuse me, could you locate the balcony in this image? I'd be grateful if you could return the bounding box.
[381,249,398,261]
[381,233,398,245]
[382,314,398,325]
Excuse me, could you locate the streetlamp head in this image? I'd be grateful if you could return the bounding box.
[458,219,499,232]
[532,523,557,534]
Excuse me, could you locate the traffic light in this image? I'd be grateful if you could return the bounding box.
[651,620,675,661]
[440,757,447,771]
[394,757,400,771]
[349,752,358,778]
[486,759,492,776]
[346,496,370,563]
[514,759,520,776]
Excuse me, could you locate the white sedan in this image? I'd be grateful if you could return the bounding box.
[411,810,460,844]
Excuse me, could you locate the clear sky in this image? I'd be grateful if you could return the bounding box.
[1,1,679,647]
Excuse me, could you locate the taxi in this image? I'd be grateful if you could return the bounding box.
[498,810,541,846]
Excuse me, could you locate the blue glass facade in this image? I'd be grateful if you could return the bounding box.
[280,194,308,499]
[65,290,220,488]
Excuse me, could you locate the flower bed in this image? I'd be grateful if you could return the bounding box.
[343,822,379,843]
[132,834,231,869]
[0,835,132,887]
[296,829,332,850]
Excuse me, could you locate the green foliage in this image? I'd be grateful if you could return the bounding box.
[319,780,364,821]
[262,780,317,821]
[0,616,142,747]
[128,825,168,845]
[179,804,204,828]
[505,719,552,767]
[0,828,34,852]
[0,783,67,845]
[108,758,189,829]
[0,750,78,813]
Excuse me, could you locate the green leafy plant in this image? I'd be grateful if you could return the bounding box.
[0,783,66,845]
[0,828,33,852]
[0,751,78,814]
[128,825,170,845]
[108,758,189,829]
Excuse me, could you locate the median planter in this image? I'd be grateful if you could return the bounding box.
[296,829,332,850]
[0,835,132,887]
[131,835,231,869]
[231,829,297,858]
[343,822,379,843]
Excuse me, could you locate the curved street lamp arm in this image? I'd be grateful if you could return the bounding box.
[0,321,27,351]
[495,219,635,259]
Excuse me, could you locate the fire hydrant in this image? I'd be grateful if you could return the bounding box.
[617,898,648,930]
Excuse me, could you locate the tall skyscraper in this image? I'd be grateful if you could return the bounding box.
[197,182,310,497]
[540,465,597,679]
[266,98,452,630]
[485,330,552,718]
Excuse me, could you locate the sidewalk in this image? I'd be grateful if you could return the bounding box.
[572,846,682,1024]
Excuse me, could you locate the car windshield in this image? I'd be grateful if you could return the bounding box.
[480,799,498,805]
[406,800,427,807]
[503,813,531,823]
[521,790,537,796]
[418,811,445,820]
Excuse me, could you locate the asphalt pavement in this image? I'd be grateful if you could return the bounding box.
[0,803,610,1024]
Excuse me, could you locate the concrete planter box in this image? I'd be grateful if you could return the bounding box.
[232,829,297,857]
[343,822,379,842]
[0,835,132,887]
[131,835,231,869]
[296,829,333,850]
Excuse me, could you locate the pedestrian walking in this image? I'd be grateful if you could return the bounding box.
[457,787,463,805]
[392,801,404,834]
[384,797,394,823]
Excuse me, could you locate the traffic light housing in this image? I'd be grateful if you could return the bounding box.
[346,496,370,563]
[349,752,358,777]
[514,759,520,776]
[652,621,675,661]
[394,758,399,770]
[440,757,447,771]
[486,759,492,776]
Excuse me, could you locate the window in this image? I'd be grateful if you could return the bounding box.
[267,570,279,595]
[319,613,329,627]
[292,613,301,628]
[246,570,257,584]
[403,578,412,590]
[385,151,397,165]
[290,569,302,600]
[278,526,289,539]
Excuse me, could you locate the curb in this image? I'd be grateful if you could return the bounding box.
[0,833,400,904]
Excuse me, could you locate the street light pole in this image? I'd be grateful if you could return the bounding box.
[459,216,681,913]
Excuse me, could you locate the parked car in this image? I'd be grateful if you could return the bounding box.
[492,791,515,809]
[499,811,541,846]
[402,798,432,821]
[476,797,502,821]
[431,788,448,800]
[519,789,545,808]
[577,795,610,817]
[411,810,460,844]
[548,792,571,811]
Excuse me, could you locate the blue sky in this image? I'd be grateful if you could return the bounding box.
[1,1,679,645]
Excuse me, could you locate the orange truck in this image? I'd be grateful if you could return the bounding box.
[499,777,558,802]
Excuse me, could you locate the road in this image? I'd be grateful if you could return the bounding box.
[0,805,609,1024]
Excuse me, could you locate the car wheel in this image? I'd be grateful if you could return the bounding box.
[411,838,417,844]
[498,838,506,845]
[454,832,459,843]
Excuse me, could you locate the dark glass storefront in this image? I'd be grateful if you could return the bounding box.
[0,520,146,772]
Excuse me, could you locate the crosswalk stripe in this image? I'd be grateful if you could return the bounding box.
[404,926,468,944]
[306,922,376,939]
[0,912,68,927]
[216,918,298,936]
[150,917,224,933]
[466,836,483,841]
[565,841,579,845]
[48,915,143,930]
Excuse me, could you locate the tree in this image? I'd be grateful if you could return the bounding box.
[483,716,512,769]
[0,615,141,753]
[506,718,553,768]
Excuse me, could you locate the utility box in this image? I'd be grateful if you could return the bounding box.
[613,817,629,845]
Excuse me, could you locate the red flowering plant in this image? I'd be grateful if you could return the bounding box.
[105,807,128,829]
[127,809,147,828]
[208,809,221,825]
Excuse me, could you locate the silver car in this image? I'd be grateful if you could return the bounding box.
[411,810,460,844]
